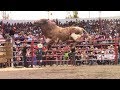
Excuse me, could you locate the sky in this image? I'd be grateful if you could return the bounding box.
[0,11,120,20]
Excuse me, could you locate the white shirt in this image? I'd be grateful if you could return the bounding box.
[0,34,3,39]
[14,34,19,38]
[0,34,5,42]
[27,36,32,41]
[104,54,115,60]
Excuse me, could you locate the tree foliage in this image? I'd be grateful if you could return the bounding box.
[73,11,79,18]
[66,11,79,19]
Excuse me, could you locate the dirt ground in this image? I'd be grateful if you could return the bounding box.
[0,65,120,79]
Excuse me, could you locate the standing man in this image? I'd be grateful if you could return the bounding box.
[70,43,76,66]
[37,42,43,67]
[22,43,28,67]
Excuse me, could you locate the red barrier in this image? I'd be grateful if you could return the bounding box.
[11,37,120,67]
[114,37,118,64]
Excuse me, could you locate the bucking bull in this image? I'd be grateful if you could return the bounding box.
[34,19,92,49]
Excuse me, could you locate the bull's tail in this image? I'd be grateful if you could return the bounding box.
[82,28,89,35]
[74,27,90,35]
[82,28,92,39]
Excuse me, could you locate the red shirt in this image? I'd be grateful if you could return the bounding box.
[42,46,47,51]
[63,46,70,52]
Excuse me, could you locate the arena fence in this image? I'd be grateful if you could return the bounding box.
[0,37,119,68]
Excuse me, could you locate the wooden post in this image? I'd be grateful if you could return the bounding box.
[114,37,118,64]
[5,42,13,67]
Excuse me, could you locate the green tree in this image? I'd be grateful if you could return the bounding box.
[66,11,72,19]
[66,11,79,19]
[73,11,79,18]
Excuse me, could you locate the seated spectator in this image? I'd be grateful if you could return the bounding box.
[27,32,33,41]
[15,39,22,46]
[14,33,19,40]
[26,48,31,66]
[0,31,5,45]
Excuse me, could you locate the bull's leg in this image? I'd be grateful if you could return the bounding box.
[70,33,82,42]
[55,38,60,44]
[47,40,54,50]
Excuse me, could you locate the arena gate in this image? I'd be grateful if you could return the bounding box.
[0,42,13,67]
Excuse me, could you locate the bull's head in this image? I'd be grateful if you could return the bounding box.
[34,19,49,26]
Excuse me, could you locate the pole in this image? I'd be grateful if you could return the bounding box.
[31,39,34,68]
[89,11,90,18]
[48,11,49,19]
[99,11,101,18]
[99,11,101,34]
[114,37,118,64]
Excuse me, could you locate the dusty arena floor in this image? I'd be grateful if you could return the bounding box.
[0,65,120,79]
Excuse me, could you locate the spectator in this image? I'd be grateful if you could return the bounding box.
[37,42,43,67]
[63,51,69,61]
[26,48,31,67]
[9,27,16,37]
[32,45,39,67]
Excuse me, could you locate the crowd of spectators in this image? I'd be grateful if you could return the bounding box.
[56,19,120,39]
[0,18,120,67]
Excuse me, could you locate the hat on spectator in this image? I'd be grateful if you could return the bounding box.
[37,43,43,48]
[101,51,104,54]
[13,27,16,29]
[110,45,113,48]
